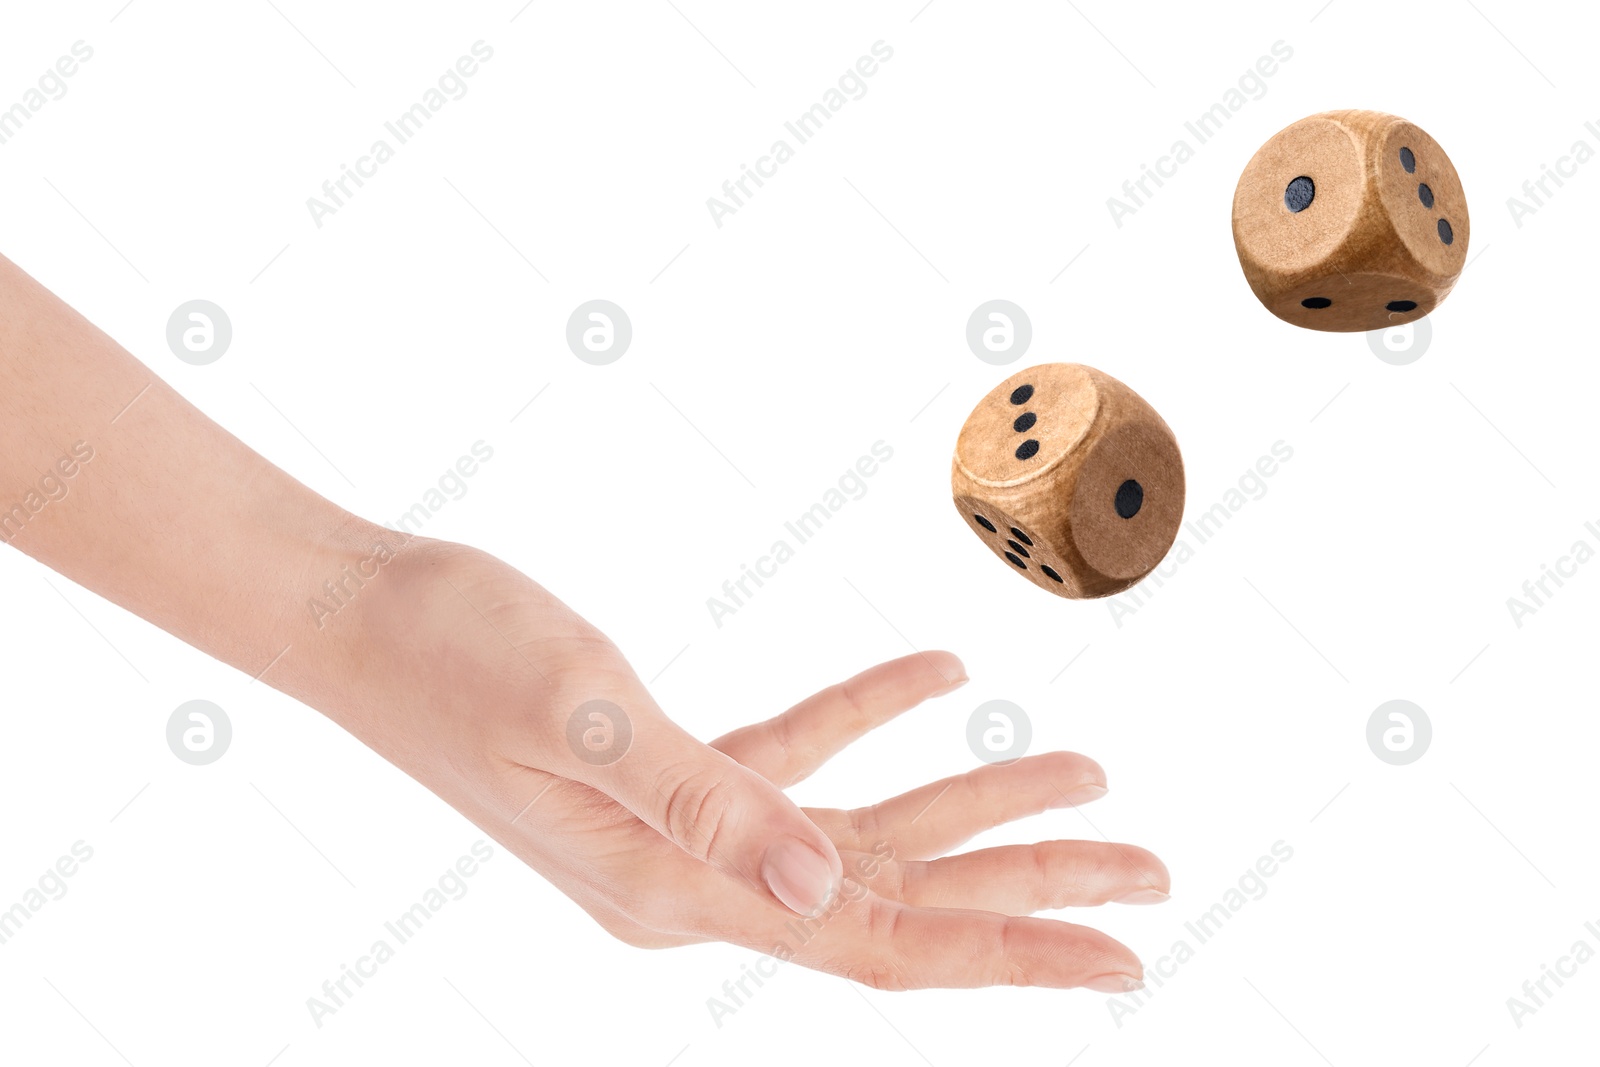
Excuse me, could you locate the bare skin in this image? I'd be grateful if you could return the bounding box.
[0,253,1167,991]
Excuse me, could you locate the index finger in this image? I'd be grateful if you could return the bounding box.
[712,651,967,786]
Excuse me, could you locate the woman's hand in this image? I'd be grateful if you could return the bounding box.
[331,538,1168,991]
[0,253,1165,991]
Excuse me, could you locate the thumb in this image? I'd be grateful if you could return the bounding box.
[562,697,843,916]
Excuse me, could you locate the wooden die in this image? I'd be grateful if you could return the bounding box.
[1232,110,1469,332]
[951,363,1184,599]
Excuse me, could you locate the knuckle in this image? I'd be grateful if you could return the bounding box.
[997,916,1032,987]
[767,707,796,756]
[841,904,911,991]
[853,800,884,841]
[1032,846,1068,907]
[834,677,870,725]
[660,766,742,862]
[878,857,911,903]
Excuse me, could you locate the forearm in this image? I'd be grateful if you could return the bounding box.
[0,252,382,691]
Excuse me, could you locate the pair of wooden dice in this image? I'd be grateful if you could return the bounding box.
[956,111,1468,598]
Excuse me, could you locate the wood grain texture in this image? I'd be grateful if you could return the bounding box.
[951,363,1184,599]
[1232,110,1470,332]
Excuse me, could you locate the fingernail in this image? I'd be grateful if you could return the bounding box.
[1051,783,1107,808]
[762,839,838,916]
[938,673,970,694]
[1114,887,1170,905]
[1084,973,1144,993]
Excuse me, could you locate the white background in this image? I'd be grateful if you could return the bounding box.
[0,1,1596,1064]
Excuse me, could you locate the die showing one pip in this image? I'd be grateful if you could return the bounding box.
[1232,110,1469,332]
[952,363,1184,599]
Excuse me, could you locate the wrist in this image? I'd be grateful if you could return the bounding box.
[247,508,419,702]
[296,514,415,637]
